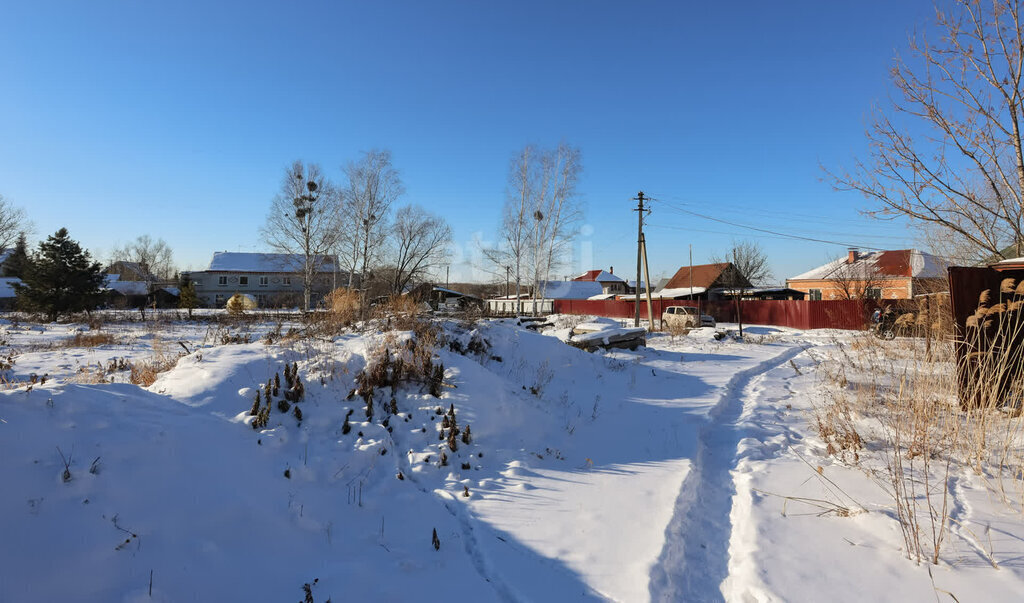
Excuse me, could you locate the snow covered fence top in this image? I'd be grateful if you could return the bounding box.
[206,252,339,273]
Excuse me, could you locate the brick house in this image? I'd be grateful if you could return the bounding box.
[184,252,347,309]
[786,249,948,301]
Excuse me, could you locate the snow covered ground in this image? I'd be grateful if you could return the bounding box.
[2,314,1023,601]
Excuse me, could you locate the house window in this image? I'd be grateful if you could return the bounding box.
[809,289,822,301]
[865,287,882,299]
[218,276,227,286]
[283,277,291,286]
[259,276,269,286]
[239,276,249,286]
[215,294,226,307]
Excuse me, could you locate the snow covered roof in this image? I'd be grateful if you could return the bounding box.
[789,249,948,281]
[108,280,149,296]
[0,277,20,298]
[652,286,707,299]
[573,269,625,283]
[587,293,618,300]
[205,252,339,273]
[536,280,603,299]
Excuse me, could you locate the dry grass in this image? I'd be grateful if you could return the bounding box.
[64,332,118,348]
[371,295,426,331]
[128,354,182,387]
[815,331,960,564]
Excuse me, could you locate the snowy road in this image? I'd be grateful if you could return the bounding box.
[647,345,806,602]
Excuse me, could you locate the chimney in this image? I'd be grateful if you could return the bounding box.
[609,266,614,275]
[848,248,858,264]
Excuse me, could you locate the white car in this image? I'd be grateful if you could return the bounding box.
[662,305,715,328]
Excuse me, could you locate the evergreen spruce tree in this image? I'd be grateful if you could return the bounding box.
[3,232,29,278]
[12,228,104,321]
[177,275,198,319]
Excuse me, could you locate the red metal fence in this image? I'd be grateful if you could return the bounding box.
[552,298,873,330]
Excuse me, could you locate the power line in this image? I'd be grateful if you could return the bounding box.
[643,196,988,266]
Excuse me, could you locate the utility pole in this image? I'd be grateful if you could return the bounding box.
[641,233,655,331]
[633,191,648,327]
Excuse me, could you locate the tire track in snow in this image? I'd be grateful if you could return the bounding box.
[648,344,806,603]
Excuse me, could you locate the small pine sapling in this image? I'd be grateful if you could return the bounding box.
[439,429,445,441]
[397,471,405,480]
[250,392,261,416]
[365,396,374,421]
[432,528,440,551]
[389,397,398,415]
[293,405,303,421]
[284,468,291,479]
[441,415,450,429]
[447,429,459,452]
[461,462,471,470]
[273,372,280,396]
[462,424,472,445]
[342,415,352,435]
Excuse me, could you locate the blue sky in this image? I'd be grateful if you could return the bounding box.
[0,1,938,284]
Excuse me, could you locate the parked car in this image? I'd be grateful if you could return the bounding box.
[662,306,715,328]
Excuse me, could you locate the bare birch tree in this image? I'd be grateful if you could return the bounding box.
[484,146,536,314]
[338,150,403,292]
[484,143,583,314]
[260,161,340,311]
[830,0,1024,261]
[390,204,452,294]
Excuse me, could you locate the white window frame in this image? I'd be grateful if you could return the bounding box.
[809,289,822,301]
[259,276,269,287]
[218,276,227,286]
[283,277,291,286]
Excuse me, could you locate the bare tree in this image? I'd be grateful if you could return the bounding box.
[110,235,176,284]
[830,256,885,300]
[260,161,340,311]
[483,143,583,314]
[0,194,28,252]
[829,1,1024,260]
[390,204,452,294]
[338,150,403,292]
[534,143,583,303]
[711,240,771,338]
[484,146,536,314]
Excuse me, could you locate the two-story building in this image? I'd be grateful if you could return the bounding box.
[185,252,347,309]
